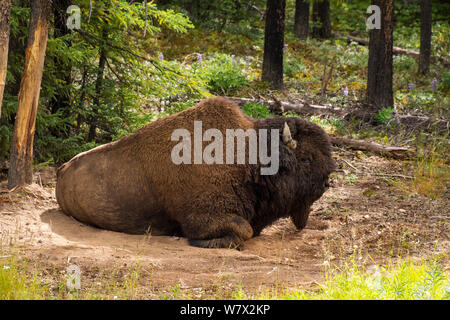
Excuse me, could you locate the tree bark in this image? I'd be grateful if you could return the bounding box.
[262,0,286,89]
[88,33,107,142]
[366,0,394,110]
[312,0,331,39]
[50,0,72,116]
[294,0,309,40]
[419,0,432,75]
[8,0,51,188]
[0,0,11,118]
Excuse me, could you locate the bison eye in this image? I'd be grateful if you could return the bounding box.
[300,157,310,164]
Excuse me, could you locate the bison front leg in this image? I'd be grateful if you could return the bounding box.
[182,214,254,249]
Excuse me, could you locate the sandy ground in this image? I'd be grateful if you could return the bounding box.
[0,152,448,298]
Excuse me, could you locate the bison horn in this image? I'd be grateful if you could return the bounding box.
[282,122,297,149]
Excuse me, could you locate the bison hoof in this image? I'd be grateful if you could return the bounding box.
[189,236,244,250]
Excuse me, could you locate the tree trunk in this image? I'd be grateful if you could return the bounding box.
[50,0,72,116]
[88,39,107,142]
[7,0,51,188]
[366,0,394,110]
[294,0,309,40]
[262,0,286,89]
[312,0,331,39]
[0,0,11,118]
[419,0,432,75]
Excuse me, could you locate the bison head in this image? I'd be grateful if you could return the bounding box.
[281,118,335,229]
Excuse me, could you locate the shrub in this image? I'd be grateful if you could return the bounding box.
[196,53,249,95]
[242,102,272,119]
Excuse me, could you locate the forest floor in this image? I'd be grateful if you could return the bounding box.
[0,150,448,299]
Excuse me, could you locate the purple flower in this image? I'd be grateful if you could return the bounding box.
[284,44,288,51]
[245,56,250,64]
[197,53,202,62]
[343,86,349,96]
[158,53,164,61]
[432,78,438,91]
[408,83,414,90]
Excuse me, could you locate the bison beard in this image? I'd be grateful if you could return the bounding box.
[56,97,335,249]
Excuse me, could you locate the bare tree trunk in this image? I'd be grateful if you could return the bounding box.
[88,35,107,142]
[294,0,309,40]
[8,0,51,188]
[419,0,432,75]
[0,0,11,118]
[262,0,286,89]
[366,0,394,110]
[312,0,331,39]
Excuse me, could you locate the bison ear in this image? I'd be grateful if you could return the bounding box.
[282,122,298,149]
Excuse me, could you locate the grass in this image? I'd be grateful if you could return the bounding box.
[0,256,49,300]
[282,259,449,300]
[231,258,449,300]
[1,250,448,300]
[393,136,450,199]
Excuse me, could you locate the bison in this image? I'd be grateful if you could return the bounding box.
[56,97,335,248]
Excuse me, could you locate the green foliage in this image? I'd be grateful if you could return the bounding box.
[1,0,203,163]
[159,0,266,36]
[441,71,450,91]
[375,107,395,125]
[242,102,272,119]
[197,53,249,95]
[283,259,450,300]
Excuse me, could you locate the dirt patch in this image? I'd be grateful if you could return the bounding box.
[0,153,448,298]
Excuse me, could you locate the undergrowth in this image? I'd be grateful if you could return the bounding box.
[1,250,448,300]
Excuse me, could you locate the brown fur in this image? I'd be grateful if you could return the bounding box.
[56,97,335,248]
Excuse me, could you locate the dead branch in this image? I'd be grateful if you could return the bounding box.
[321,62,334,97]
[329,135,414,159]
[340,33,450,66]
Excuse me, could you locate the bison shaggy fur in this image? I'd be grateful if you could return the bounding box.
[56,97,335,248]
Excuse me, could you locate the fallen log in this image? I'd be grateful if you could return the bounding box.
[225,96,449,132]
[330,135,414,160]
[226,96,421,159]
[340,33,450,66]
[224,96,346,116]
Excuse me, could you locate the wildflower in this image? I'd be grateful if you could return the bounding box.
[197,53,202,62]
[158,53,164,61]
[245,56,250,64]
[343,86,349,96]
[408,83,414,90]
[432,78,437,91]
[284,44,288,51]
